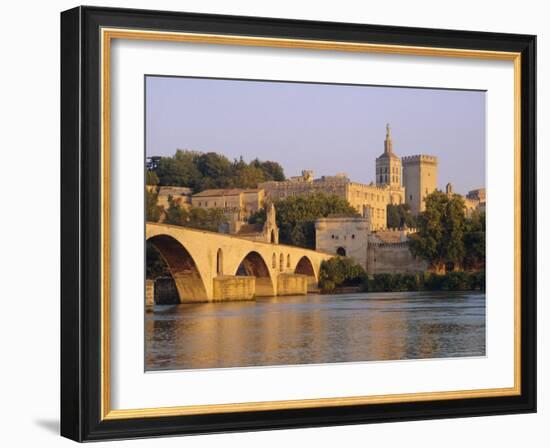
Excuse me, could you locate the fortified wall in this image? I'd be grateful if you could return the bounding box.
[366,240,427,276]
[315,217,427,276]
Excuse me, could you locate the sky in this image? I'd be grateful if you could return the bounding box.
[145,76,486,195]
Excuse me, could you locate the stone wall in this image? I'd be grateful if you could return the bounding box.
[213,275,256,301]
[366,242,427,276]
[277,273,308,296]
[145,279,154,307]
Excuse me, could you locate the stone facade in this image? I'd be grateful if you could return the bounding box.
[222,203,280,244]
[191,188,265,219]
[260,174,391,230]
[315,216,427,276]
[402,154,438,214]
[146,186,192,214]
[315,217,370,265]
[366,240,427,275]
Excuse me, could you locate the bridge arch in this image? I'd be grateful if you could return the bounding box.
[147,234,208,303]
[236,251,275,297]
[295,255,317,292]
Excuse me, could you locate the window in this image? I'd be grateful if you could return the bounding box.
[336,247,346,256]
[352,234,355,239]
[272,253,276,268]
[287,254,291,268]
[279,253,284,271]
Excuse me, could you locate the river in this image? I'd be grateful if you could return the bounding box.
[145,290,485,371]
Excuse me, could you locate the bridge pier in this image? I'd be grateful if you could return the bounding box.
[277,274,308,296]
[213,276,255,301]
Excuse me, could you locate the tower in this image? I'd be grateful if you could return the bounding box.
[402,155,438,214]
[375,123,402,190]
[263,203,279,244]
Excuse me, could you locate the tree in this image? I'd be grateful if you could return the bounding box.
[386,203,417,229]
[150,150,287,192]
[250,159,286,181]
[195,152,233,190]
[249,192,360,249]
[408,191,467,273]
[145,187,163,222]
[155,149,202,189]
[318,257,367,292]
[463,210,486,270]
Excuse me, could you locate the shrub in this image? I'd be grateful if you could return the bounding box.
[319,257,367,292]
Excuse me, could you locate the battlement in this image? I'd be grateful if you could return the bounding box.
[402,154,438,165]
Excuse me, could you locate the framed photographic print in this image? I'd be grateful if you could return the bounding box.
[60,6,536,441]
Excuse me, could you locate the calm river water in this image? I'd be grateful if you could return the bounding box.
[145,291,485,371]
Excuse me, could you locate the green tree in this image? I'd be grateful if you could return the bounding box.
[386,203,417,229]
[463,210,486,270]
[145,187,163,222]
[387,204,416,229]
[318,257,367,292]
[408,191,467,273]
[151,150,287,192]
[155,149,202,189]
[250,159,286,181]
[249,192,360,249]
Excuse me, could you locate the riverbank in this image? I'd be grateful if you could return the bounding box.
[321,271,486,294]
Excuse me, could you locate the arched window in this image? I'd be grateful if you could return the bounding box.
[270,229,276,243]
[336,247,346,256]
[287,254,291,268]
[216,249,223,275]
[279,253,284,271]
[272,253,276,268]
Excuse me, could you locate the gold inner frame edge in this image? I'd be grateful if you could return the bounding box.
[100,27,522,421]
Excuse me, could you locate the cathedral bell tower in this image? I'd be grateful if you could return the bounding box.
[375,123,402,190]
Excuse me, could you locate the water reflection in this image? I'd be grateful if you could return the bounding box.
[145,291,486,371]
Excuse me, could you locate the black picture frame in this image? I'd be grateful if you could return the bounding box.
[61,5,536,442]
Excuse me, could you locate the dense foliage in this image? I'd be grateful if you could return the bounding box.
[249,192,360,249]
[151,150,285,192]
[163,196,227,232]
[145,187,163,222]
[386,203,417,229]
[408,191,485,272]
[365,271,485,292]
[319,256,485,293]
[318,257,367,293]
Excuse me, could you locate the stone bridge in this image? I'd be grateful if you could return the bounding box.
[146,222,333,303]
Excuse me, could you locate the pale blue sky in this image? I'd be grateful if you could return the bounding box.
[146,76,486,195]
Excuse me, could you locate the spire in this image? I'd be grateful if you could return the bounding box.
[384,123,393,154]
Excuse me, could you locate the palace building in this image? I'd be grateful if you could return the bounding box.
[260,124,438,230]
